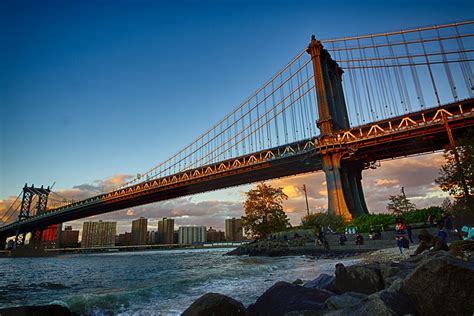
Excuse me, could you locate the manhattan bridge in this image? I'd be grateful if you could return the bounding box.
[1,21,473,248]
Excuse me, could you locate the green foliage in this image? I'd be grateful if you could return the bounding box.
[301,212,345,231]
[400,206,442,224]
[350,213,395,233]
[386,194,416,216]
[436,128,474,201]
[242,182,290,240]
[348,207,443,232]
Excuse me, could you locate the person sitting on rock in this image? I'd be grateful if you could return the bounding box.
[355,233,364,245]
[412,229,449,256]
[316,230,329,249]
[438,226,448,244]
[395,218,406,234]
[369,226,376,239]
[339,233,347,246]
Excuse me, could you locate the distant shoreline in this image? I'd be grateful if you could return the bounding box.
[0,242,247,258]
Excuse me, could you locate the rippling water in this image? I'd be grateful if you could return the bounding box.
[0,248,360,315]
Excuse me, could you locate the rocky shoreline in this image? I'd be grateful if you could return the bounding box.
[184,243,474,316]
[2,242,473,315]
[226,239,370,259]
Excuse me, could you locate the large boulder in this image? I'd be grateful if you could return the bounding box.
[304,273,335,291]
[227,240,290,257]
[370,290,417,315]
[333,264,385,295]
[401,254,474,315]
[182,293,247,316]
[325,292,367,310]
[247,281,332,316]
[0,304,77,316]
[331,296,397,316]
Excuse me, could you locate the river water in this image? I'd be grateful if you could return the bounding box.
[0,248,360,315]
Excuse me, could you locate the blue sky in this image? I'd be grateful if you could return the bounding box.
[1,0,472,231]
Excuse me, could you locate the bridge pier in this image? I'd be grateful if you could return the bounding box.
[341,161,369,217]
[322,152,351,221]
[322,152,369,221]
[0,237,5,250]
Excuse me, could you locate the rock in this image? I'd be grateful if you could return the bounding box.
[227,240,290,257]
[345,296,397,316]
[324,296,397,316]
[182,293,247,316]
[0,304,77,316]
[325,292,367,310]
[283,311,322,316]
[304,273,335,291]
[292,279,304,285]
[247,281,333,316]
[401,253,474,315]
[371,290,417,316]
[386,278,404,293]
[333,264,385,295]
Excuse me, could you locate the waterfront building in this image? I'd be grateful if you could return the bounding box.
[178,226,206,244]
[59,225,79,248]
[157,217,174,244]
[148,230,158,244]
[173,230,179,244]
[81,221,116,248]
[117,232,132,246]
[131,217,148,245]
[206,227,225,242]
[225,218,243,241]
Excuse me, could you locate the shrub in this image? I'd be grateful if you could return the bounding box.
[400,206,442,224]
[350,213,395,232]
[301,212,345,231]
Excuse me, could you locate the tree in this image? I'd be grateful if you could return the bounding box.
[435,128,474,202]
[386,194,416,216]
[242,182,289,239]
[301,212,345,231]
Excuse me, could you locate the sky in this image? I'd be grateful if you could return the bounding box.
[1,0,472,234]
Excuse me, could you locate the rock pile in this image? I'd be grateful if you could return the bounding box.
[226,240,290,257]
[184,250,474,316]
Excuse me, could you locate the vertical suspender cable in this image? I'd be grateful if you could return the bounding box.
[418,29,441,106]
[455,25,474,97]
[401,32,425,108]
[436,28,458,101]
[346,40,365,123]
[357,39,375,122]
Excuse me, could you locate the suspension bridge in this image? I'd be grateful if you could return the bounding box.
[1,21,473,248]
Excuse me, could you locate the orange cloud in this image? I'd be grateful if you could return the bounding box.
[282,185,301,198]
[375,178,400,186]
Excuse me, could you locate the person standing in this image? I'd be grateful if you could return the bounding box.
[396,236,404,255]
[406,224,414,243]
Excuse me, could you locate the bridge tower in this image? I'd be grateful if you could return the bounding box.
[14,184,51,247]
[307,36,368,220]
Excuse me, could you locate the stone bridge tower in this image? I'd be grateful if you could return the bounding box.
[307,36,369,220]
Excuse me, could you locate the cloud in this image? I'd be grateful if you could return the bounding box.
[0,195,21,225]
[375,179,400,186]
[126,209,135,216]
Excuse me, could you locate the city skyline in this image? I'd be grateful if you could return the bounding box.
[2,0,472,233]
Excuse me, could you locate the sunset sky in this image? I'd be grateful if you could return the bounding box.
[1,0,472,234]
